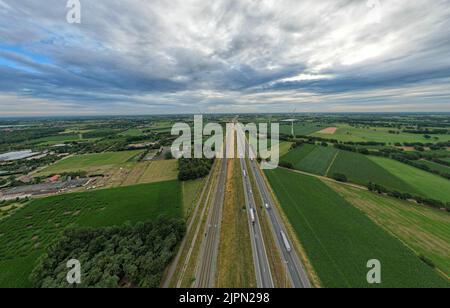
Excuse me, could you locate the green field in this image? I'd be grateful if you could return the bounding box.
[120,128,145,137]
[33,134,85,146]
[312,124,450,144]
[328,151,419,192]
[37,150,144,176]
[417,160,450,175]
[265,168,448,288]
[280,123,325,136]
[281,144,338,176]
[328,182,450,277]
[0,181,182,288]
[370,156,450,202]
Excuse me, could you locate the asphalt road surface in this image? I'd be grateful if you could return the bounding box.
[237,124,311,288]
[240,157,274,288]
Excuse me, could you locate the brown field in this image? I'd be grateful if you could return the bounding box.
[317,127,338,135]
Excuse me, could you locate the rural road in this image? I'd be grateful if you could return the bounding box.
[238,124,311,288]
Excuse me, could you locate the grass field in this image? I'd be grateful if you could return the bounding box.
[265,168,449,288]
[182,178,206,218]
[327,151,420,192]
[328,182,450,278]
[312,124,450,144]
[139,160,179,184]
[33,134,86,146]
[280,123,325,136]
[0,181,182,288]
[37,150,144,176]
[370,156,450,202]
[417,160,450,175]
[120,128,145,137]
[281,144,338,176]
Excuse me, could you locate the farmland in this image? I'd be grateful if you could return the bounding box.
[265,168,449,288]
[328,151,419,192]
[328,182,450,278]
[281,144,338,176]
[0,181,182,288]
[312,124,450,144]
[36,150,144,176]
[369,156,450,202]
[280,123,325,136]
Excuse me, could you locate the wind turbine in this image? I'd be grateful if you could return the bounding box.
[290,108,297,137]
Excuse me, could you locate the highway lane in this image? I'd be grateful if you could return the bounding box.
[194,157,227,288]
[240,157,274,288]
[248,157,311,288]
[236,124,311,288]
[236,126,274,288]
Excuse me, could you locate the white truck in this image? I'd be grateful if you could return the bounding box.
[281,230,292,252]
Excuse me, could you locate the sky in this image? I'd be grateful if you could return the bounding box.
[1,0,450,116]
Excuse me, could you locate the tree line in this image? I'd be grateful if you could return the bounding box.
[30,217,185,288]
[178,158,214,181]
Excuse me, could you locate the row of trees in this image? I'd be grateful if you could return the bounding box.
[178,158,214,181]
[30,218,185,288]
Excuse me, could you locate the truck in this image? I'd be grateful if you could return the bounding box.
[280,230,292,252]
[243,169,246,177]
[250,208,256,225]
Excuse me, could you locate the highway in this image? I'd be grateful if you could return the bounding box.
[239,156,274,288]
[238,125,311,288]
[194,123,234,288]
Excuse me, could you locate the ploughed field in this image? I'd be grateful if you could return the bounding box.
[0,181,182,288]
[265,168,449,288]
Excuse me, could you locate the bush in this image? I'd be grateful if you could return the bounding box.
[332,173,348,182]
[279,161,294,169]
[178,158,213,181]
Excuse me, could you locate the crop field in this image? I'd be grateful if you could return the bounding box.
[0,181,182,288]
[120,128,145,137]
[328,182,450,278]
[265,168,448,288]
[33,134,86,146]
[280,123,325,136]
[417,160,450,175]
[281,144,338,175]
[312,125,450,144]
[370,156,450,202]
[327,151,419,192]
[37,150,144,176]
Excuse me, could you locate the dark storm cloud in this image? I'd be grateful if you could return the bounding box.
[0,0,450,115]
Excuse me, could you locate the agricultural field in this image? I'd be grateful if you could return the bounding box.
[265,168,448,288]
[280,123,325,136]
[281,144,338,176]
[328,182,450,278]
[327,151,419,192]
[36,150,144,176]
[32,134,85,146]
[119,128,145,137]
[312,124,450,144]
[139,160,179,184]
[369,156,450,203]
[0,181,182,288]
[416,160,450,175]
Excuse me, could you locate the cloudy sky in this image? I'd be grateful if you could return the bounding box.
[1,0,450,116]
